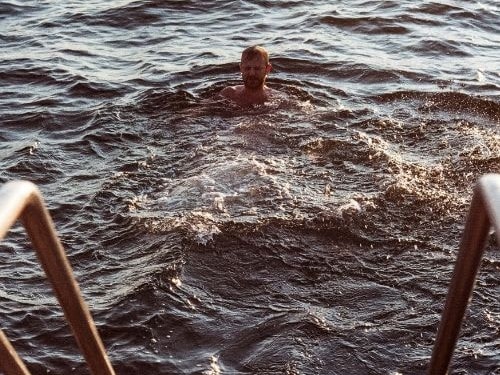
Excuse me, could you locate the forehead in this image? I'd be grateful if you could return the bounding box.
[240,55,267,66]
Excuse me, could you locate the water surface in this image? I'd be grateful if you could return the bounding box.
[0,1,499,374]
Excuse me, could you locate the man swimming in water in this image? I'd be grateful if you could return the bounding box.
[220,45,276,106]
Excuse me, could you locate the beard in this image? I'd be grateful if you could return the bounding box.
[243,75,265,89]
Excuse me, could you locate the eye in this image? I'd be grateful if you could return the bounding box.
[244,66,263,72]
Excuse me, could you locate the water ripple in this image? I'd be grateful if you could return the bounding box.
[0,1,499,374]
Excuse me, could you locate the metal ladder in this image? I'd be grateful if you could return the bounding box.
[428,173,500,374]
[0,181,115,375]
[0,175,498,374]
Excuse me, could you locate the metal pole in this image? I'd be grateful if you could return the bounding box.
[0,181,115,375]
[0,329,31,375]
[427,174,500,374]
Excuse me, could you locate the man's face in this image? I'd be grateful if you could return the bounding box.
[240,55,270,89]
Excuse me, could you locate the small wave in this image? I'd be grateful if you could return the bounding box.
[5,157,63,185]
[319,15,410,35]
[373,91,500,122]
[68,3,162,29]
[133,88,198,114]
[0,64,123,107]
[415,2,473,16]
[1,111,54,128]
[300,130,397,170]
[272,57,402,84]
[410,2,500,33]
[0,66,64,86]
[410,39,472,57]
[68,80,123,99]
[381,165,468,217]
[0,2,38,17]
[397,14,443,27]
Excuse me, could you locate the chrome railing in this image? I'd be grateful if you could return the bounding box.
[1,174,498,374]
[0,180,115,375]
[428,174,500,374]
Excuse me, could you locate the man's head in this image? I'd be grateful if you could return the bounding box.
[239,45,272,90]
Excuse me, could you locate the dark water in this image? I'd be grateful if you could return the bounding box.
[1,1,499,374]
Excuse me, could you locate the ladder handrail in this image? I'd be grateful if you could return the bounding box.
[0,180,115,375]
[428,173,500,374]
[1,174,498,375]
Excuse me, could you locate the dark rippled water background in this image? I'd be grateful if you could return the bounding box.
[1,1,500,374]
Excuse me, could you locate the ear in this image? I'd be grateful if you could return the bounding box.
[266,63,272,74]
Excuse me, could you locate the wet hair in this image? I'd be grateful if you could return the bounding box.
[241,45,269,65]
